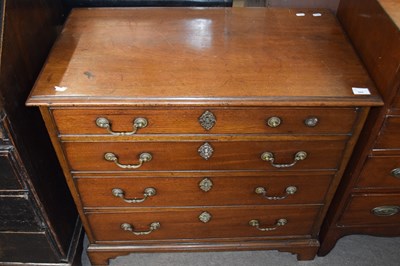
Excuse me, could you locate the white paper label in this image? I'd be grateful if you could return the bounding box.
[54,86,68,92]
[352,87,371,95]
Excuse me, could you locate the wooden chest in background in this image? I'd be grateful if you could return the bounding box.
[319,0,400,255]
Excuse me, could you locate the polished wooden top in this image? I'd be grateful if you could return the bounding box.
[379,0,400,28]
[27,8,381,107]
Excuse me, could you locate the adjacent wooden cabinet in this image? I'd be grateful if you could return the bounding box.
[0,0,82,264]
[319,0,400,255]
[0,111,81,264]
[27,8,382,265]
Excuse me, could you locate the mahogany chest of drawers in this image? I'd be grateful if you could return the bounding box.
[27,8,382,265]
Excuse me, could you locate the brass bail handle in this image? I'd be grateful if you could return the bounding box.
[261,151,307,168]
[371,206,400,217]
[112,187,157,203]
[96,117,148,136]
[104,152,152,169]
[120,222,160,236]
[249,218,287,232]
[255,186,297,200]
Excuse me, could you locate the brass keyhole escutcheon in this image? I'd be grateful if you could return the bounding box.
[199,178,213,192]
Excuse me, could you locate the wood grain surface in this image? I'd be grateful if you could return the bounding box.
[27,8,381,107]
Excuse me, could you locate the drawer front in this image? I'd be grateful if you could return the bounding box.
[0,194,42,231]
[52,108,357,135]
[374,116,400,149]
[0,232,59,262]
[0,148,24,190]
[86,206,321,241]
[64,140,346,172]
[356,156,400,189]
[76,173,332,207]
[338,193,400,226]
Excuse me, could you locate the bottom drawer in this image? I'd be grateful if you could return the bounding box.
[86,206,321,242]
[338,193,400,226]
[0,232,59,262]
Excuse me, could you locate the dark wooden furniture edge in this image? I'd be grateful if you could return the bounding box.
[87,239,320,265]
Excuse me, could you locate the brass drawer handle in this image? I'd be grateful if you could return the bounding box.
[304,117,319,127]
[371,206,400,217]
[95,117,148,135]
[112,187,156,203]
[267,117,282,128]
[104,152,152,169]
[391,168,400,178]
[120,222,160,235]
[249,218,287,232]
[255,186,297,200]
[261,151,307,168]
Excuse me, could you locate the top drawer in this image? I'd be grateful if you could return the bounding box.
[51,108,358,136]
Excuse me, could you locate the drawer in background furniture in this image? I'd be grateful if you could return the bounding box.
[51,108,358,136]
[0,232,60,262]
[0,147,25,190]
[0,193,42,231]
[75,173,333,208]
[86,205,321,242]
[356,156,400,189]
[63,140,347,172]
[338,193,400,226]
[374,115,400,149]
